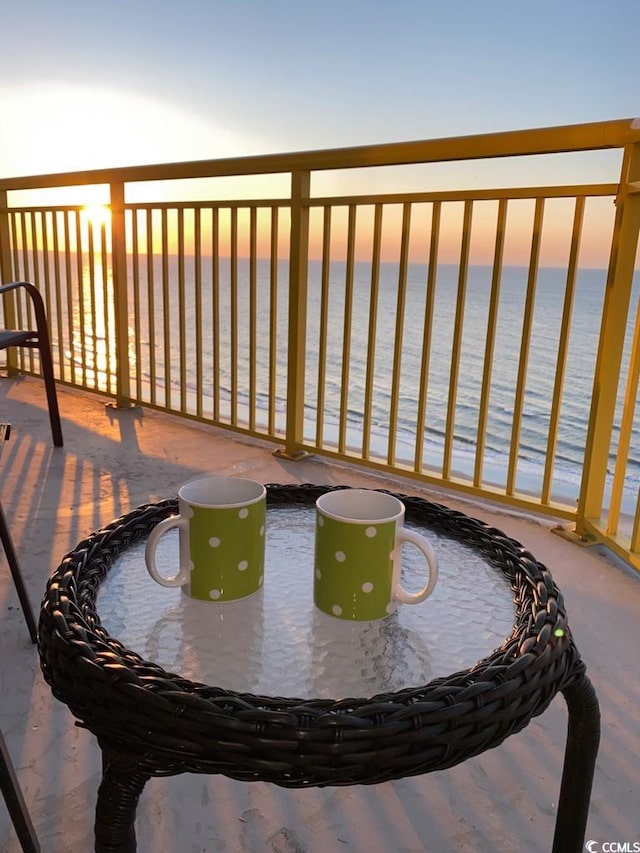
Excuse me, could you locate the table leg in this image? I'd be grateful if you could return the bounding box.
[552,673,601,853]
[95,751,149,853]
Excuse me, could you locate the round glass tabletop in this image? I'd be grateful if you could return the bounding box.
[98,502,515,700]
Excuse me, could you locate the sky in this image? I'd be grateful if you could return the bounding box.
[0,0,638,266]
[1,0,638,176]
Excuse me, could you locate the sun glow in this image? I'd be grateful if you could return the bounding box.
[82,204,112,229]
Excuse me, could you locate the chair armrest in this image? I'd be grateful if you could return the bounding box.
[0,281,49,334]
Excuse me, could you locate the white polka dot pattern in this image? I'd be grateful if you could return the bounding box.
[314,511,397,620]
[185,499,266,602]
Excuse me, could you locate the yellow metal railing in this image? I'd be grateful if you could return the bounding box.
[1,119,640,568]
[299,184,622,516]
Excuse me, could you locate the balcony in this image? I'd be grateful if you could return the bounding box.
[1,119,640,850]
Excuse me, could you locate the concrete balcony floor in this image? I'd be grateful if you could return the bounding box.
[1,376,638,853]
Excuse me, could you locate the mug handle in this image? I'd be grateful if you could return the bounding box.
[145,514,189,587]
[393,529,439,604]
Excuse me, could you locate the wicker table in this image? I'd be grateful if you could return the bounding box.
[38,484,600,852]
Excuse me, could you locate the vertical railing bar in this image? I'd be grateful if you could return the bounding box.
[20,211,34,372]
[414,201,441,472]
[474,198,507,487]
[506,197,545,496]
[0,194,19,375]
[278,170,310,459]
[74,210,87,388]
[541,196,585,504]
[61,211,76,384]
[211,207,220,421]
[29,210,42,340]
[27,211,35,281]
[30,212,38,297]
[146,208,157,406]
[230,207,238,424]
[6,211,21,369]
[26,211,34,284]
[249,206,257,430]
[315,206,331,447]
[0,190,14,285]
[338,205,357,455]
[15,212,23,281]
[268,206,279,435]
[194,208,203,418]
[161,208,171,409]
[30,211,40,289]
[100,217,108,393]
[131,210,142,401]
[87,214,97,389]
[17,210,35,373]
[19,210,30,287]
[41,212,52,337]
[100,218,112,395]
[25,211,38,372]
[362,203,383,460]
[443,200,473,479]
[98,217,109,392]
[387,202,412,466]
[52,212,65,383]
[607,287,640,535]
[12,211,21,281]
[12,214,23,342]
[26,211,33,279]
[0,196,19,375]
[10,212,20,289]
[177,208,187,412]
[63,211,76,383]
[32,211,43,310]
[8,211,18,281]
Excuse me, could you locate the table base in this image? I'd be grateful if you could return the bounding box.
[38,484,601,853]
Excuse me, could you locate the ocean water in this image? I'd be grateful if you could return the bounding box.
[74,256,640,513]
[300,261,640,509]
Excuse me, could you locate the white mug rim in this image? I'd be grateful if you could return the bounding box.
[316,488,404,525]
[178,475,266,509]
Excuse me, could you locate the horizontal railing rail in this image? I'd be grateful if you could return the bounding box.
[1,119,639,568]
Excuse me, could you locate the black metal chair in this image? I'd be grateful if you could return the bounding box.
[0,422,40,852]
[0,281,63,447]
[0,732,40,853]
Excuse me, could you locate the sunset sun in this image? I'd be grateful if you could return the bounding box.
[82,203,112,229]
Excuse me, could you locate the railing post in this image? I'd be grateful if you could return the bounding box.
[0,190,13,285]
[576,140,640,535]
[109,181,133,408]
[0,189,19,375]
[275,169,311,460]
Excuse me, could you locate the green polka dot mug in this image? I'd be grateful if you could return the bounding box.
[314,489,438,621]
[145,476,266,602]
